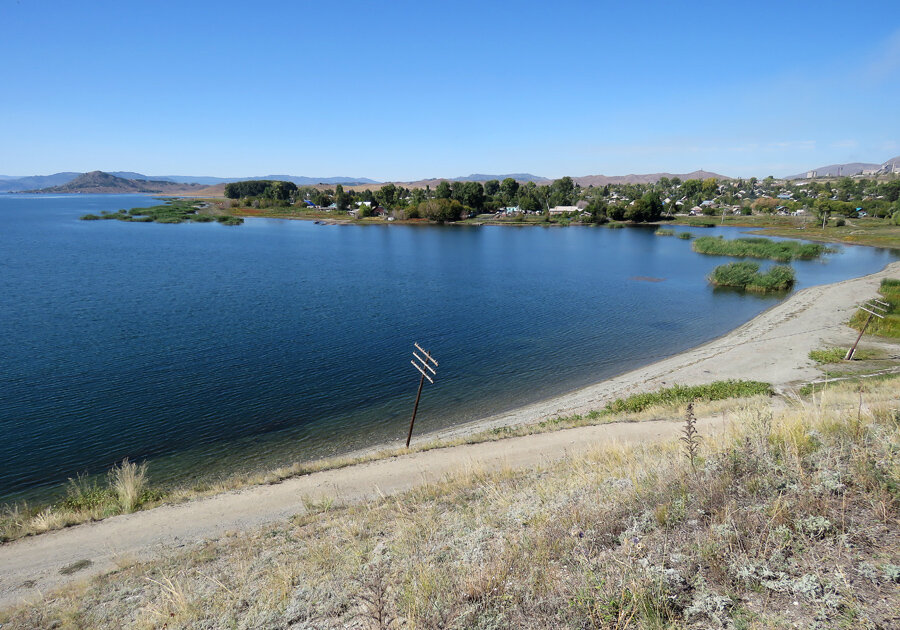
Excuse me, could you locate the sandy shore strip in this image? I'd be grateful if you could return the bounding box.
[1,260,898,609]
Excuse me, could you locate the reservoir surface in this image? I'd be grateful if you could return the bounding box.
[1,194,896,502]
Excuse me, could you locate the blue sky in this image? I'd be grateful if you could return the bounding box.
[1,0,898,180]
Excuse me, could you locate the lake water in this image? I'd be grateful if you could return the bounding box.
[1,195,896,502]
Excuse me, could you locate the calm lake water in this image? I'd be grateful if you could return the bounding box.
[1,195,896,502]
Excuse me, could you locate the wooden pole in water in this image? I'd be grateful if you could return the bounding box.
[405,343,438,448]
[406,372,425,448]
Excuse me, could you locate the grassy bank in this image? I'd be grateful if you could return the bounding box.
[3,377,897,629]
[0,381,769,544]
[691,236,830,262]
[849,278,900,338]
[670,214,900,250]
[709,261,796,292]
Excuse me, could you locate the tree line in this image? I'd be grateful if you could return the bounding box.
[224,173,900,224]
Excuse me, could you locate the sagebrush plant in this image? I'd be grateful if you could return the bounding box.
[3,376,897,629]
[109,458,147,513]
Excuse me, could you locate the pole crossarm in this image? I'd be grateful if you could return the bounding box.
[413,352,437,374]
[414,342,438,367]
[410,360,434,383]
[859,306,885,319]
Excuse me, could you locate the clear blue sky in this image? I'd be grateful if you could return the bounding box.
[1,0,898,180]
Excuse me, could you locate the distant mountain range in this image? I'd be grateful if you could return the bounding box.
[0,172,379,192]
[0,172,82,192]
[108,174,380,186]
[24,171,211,194]
[450,173,550,183]
[785,156,900,179]
[570,170,728,187]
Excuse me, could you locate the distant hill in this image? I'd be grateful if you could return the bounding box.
[451,173,550,183]
[393,173,549,189]
[785,162,880,179]
[26,171,209,194]
[785,156,900,179]
[571,170,730,187]
[0,172,81,193]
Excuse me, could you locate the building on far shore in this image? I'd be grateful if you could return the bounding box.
[549,205,579,215]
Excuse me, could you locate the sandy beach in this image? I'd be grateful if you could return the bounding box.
[1,260,898,610]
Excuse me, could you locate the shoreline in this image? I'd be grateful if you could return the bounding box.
[0,261,897,609]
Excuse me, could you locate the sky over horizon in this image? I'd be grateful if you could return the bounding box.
[1,0,899,180]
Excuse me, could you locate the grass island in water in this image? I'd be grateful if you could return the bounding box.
[692,235,832,262]
[80,199,243,225]
[709,261,796,293]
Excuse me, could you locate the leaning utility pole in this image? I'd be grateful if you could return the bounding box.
[845,299,888,360]
[406,343,438,447]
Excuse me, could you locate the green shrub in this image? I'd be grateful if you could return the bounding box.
[59,474,113,512]
[677,232,694,239]
[79,214,101,220]
[654,228,675,236]
[604,380,772,414]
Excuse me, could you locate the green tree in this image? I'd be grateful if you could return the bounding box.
[681,179,702,198]
[499,178,519,206]
[376,183,398,207]
[549,176,575,207]
[457,181,484,210]
[483,179,500,197]
[419,198,464,222]
[625,192,663,222]
[334,184,349,211]
[435,181,452,199]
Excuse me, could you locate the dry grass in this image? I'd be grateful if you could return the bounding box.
[2,377,897,629]
[110,458,148,513]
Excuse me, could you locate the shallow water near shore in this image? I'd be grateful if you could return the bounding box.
[1,195,897,503]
